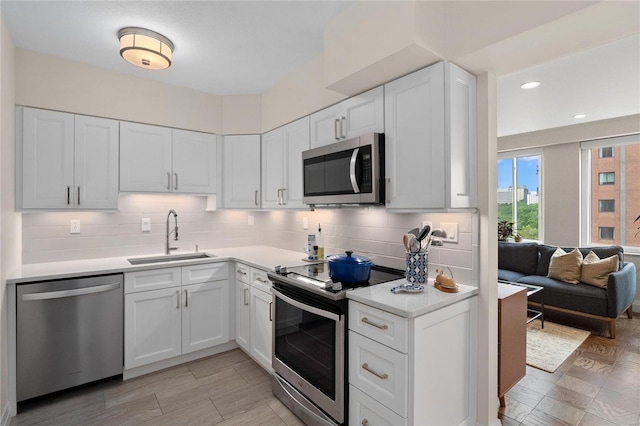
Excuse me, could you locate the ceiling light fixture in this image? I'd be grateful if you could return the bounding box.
[520,81,541,89]
[573,114,587,119]
[118,27,174,70]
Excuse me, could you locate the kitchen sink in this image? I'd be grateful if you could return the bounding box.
[128,252,216,265]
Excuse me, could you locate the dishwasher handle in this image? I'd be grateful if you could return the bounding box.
[21,283,121,301]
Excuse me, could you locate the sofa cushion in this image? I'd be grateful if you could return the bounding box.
[498,242,539,275]
[498,269,526,283]
[578,246,624,270]
[581,251,619,288]
[538,244,624,276]
[547,248,583,284]
[516,275,608,317]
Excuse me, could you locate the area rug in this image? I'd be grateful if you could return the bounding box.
[526,321,590,373]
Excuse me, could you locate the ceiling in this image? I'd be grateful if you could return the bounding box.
[1,1,639,136]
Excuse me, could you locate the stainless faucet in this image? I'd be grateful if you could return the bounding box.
[166,209,179,254]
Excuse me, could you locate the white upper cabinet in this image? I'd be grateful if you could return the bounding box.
[261,116,310,209]
[120,122,216,194]
[384,62,477,210]
[18,107,119,210]
[222,135,261,209]
[310,86,384,148]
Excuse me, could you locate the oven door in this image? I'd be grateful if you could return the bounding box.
[272,286,345,424]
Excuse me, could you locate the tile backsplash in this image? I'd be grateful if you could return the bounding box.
[23,195,478,285]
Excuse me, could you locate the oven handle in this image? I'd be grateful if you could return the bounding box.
[272,288,342,322]
[273,374,337,426]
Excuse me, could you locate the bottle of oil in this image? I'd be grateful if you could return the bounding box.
[317,224,324,260]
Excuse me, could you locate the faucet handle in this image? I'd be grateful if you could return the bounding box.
[169,246,179,252]
[195,244,199,253]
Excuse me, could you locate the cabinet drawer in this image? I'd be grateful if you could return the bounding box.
[182,262,228,285]
[125,267,182,293]
[251,268,272,293]
[349,331,408,417]
[235,263,250,284]
[349,384,407,426]
[349,301,408,353]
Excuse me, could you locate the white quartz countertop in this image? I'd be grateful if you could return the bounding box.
[6,246,311,284]
[347,278,479,318]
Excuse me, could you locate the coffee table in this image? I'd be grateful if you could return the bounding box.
[498,280,544,328]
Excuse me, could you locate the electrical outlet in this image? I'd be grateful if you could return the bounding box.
[441,222,458,243]
[303,217,308,230]
[248,215,254,226]
[141,218,151,232]
[70,220,81,234]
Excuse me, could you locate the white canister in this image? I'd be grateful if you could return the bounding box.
[307,234,317,260]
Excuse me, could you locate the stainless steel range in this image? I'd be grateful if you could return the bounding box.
[268,263,404,426]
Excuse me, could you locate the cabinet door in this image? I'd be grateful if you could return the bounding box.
[250,287,273,371]
[283,116,310,209]
[261,127,285,209]
[222,135,261,208]
[182,281,230,354]
[309,103,342,148]
[172,129,217,194]
[446,63,477,209]
[20,107,74,209]
[120,122,172,192]
[235,282,250,350]
[74,115,119,209]
[125,287,182,369]
[342,86,384,140]
[384,64,445,209]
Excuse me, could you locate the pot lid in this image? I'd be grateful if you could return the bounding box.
[326,250,373,265]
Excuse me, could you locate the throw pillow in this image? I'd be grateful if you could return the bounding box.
[547,248,583,284]
[581,251,619,287]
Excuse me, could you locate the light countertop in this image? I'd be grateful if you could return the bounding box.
[7,246,311,284]
[347,278,479,318]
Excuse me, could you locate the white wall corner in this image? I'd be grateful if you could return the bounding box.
[0,400,12,426]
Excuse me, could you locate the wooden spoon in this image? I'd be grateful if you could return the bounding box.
[402,234,412,252]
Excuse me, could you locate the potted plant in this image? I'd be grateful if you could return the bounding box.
[635,214,640,237]
[498,220,515,241]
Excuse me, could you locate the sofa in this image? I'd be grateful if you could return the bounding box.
[498,242,636,338]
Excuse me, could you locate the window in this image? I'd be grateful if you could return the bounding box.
[599,227,615,240]
[598,200,615,212]
[581,135,640,250]
[497,152,542,241]
[599,147,614,158]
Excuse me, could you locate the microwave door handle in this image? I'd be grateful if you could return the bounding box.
[349,148,360,193]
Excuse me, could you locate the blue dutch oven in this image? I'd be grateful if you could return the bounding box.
[326,250,374,283]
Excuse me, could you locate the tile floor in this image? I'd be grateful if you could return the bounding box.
[11,349,303,426]
[500,311,640,426]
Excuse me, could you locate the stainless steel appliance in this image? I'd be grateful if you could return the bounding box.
[302,133,384,207]
[17,274,124,402]
[268,263,404,426]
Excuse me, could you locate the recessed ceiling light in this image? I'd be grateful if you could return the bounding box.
[520,81,540,89]
[573,114,587,119]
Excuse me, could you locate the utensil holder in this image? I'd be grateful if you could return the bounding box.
[406,252,428,284]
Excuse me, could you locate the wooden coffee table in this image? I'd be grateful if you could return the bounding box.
[498,280,544,328]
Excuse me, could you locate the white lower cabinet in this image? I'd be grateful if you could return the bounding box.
[235,264,251,351]
[124,263,230,369]
[250,284,272,371]
[348,297,478,425]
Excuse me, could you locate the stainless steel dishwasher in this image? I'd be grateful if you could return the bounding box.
[17,274,123,402]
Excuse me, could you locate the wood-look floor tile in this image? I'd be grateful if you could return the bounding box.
[141,398,223,426]
[67,394,162,426]
[155,368,248,414]
[524,365,560,384]
[582,336,625,358]
[555,375,600,398]
[499,414,521,426]
[594,387,640,415]
[104,366,196,409]
[578,412,617,426]
[572,357,614,374]
[601,375,640,399]
[267,398,305,426]
[564,365,610,387]
[215,402,285,426]
[188,349,251,380]
[499,396,535,422]
[517,374,556,396]
[233,359,271,385]
[521,408,576,426]
[618,350,640,366]
[504,383,546,407]
[545,385,594,411]
[586,398,640,425]
[11,387,105,426]
[535,395,584,426]
[212,380,274,419]
[605,362,640,387]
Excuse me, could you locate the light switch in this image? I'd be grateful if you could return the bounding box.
[442,222,458,243]
[303,217,308,230]
[141,218,151,232]
[70,220,81,234]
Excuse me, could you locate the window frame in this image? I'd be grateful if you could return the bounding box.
[598,199,615,213]
[598,172,615,185]
[599,147,614,158]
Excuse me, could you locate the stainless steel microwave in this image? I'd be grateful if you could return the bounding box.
[302,133,384,206]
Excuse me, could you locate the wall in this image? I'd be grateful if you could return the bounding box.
[222,95,261,135]
[0,15,18,426]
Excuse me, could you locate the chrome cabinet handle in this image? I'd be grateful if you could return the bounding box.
[349,148,360,193]
[176,290,180,309]
[276,188,282,205]
[385,178,391,204]
[167,172,171,190]
[281,188,286,205]
[243,288,248,305]
[67,186,70,205]
[77,186,81,205]
[362,363,388,380]
[269,301,273,321]
[254,190,259,206]
[184,289,188,307]
[340,116,346,139]
[256,277,269,284]
[174,173,178,190]
[361,317,388,330]
[237,269,247,275]
[334,118,340,141]
[362,420,369,426]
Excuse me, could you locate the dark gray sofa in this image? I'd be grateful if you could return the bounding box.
[498,242,636,338]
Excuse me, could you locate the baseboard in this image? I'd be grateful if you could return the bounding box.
[1,400,13,426]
